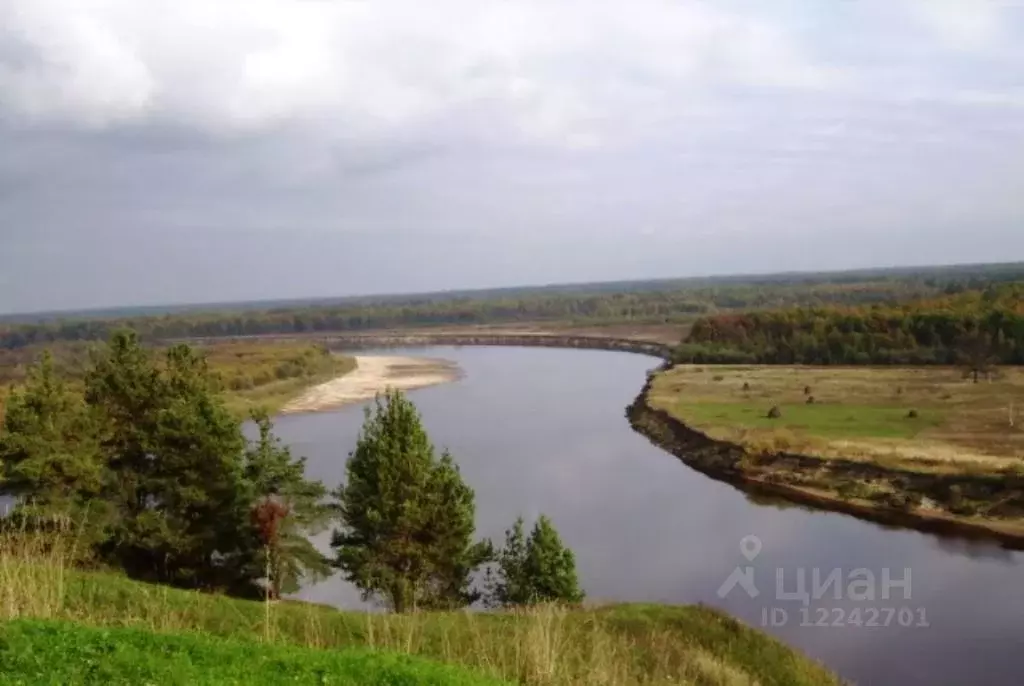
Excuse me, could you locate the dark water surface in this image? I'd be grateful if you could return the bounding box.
[270,346,1024,686]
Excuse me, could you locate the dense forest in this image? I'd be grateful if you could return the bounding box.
[676,283,1024,365]
[3,263,1023,350]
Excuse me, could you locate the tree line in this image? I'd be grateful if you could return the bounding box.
[675,283,1024,366]
[0,333,582,610]
[6,267,1023,351]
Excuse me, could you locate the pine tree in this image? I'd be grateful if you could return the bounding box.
[0,351,107,546]
[331,389,491,612]
[486,515,584,607]
[85,332,248,588]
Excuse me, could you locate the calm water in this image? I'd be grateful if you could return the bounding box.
[269,346,1024,686]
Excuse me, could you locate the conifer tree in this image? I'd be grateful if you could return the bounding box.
[486,515,584,607]
[332,389,491,612]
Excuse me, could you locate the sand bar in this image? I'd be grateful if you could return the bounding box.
[280,355,460,414]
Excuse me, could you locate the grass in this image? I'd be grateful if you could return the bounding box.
[650,365,1024,468]
[0,620,507,686]
[0,529,840,686]
[673,402,944,440]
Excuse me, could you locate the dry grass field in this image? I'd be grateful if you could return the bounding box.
[648,365,1024,473]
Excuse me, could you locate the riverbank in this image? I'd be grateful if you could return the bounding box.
[628,364,1024,549]
[280,355,461,414]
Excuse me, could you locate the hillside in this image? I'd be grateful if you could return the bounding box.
[0,535,839,686]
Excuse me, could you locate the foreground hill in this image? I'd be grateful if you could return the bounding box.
[0,549,839,686]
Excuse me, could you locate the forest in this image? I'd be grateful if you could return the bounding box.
[2,262,1023,351]
[676,282,1024,365]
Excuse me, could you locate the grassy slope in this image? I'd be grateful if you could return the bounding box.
[0,619,505,686]
[0,550,839,686]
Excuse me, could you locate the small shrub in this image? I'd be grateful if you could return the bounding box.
[712,375,724,382]
[766,406,782,419]
[906,409,919,419]
[803,386,812,396]
[805,396,815,405]
[950,500,980,516]
[886,492,921,511]
[742,382,751,391]
[836,481,868,500]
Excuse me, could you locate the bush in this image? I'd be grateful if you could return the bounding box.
[767,406,782,419]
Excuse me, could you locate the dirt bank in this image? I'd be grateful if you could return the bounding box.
[280,355,460,414]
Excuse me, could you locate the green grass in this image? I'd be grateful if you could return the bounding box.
[0,619,506,686]
[0,532,841,686]
[674,402,944,440]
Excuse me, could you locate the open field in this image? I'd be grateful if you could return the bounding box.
[637,364,1024,539]
[649,365,1024,469]
[0,531,839,686]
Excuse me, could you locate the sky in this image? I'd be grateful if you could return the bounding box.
[2,0,1024,314]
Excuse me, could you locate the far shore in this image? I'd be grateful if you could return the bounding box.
[280,355,461,415]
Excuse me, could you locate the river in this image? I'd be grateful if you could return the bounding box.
[269,346,1024,686]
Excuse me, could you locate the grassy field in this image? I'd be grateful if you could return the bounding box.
[641,364,1024,533]
[649,365,1024,469]
[0,531,839,686]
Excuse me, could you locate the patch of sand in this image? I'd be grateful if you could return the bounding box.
[280,355,460,414]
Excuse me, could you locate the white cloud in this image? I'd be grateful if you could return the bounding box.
[0,0,839,146]
[0,2,156,126]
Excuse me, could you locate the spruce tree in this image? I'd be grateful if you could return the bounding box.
[486,515,584,607]
[332,389,491,612]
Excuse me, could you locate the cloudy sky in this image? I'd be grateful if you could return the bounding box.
[2,1,1024,313]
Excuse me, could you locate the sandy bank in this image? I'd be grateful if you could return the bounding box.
[280,355,460,414]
